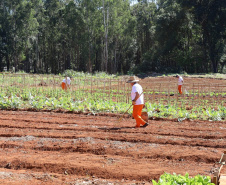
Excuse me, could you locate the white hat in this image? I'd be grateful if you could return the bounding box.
[126,76,139,83]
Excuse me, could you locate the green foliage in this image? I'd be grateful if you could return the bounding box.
[0,85,224,121]
[62,70,79,78]
[152,173,214,185]
[0,73,225,121]
[1,0,225,73]
[145,102,225,121]
[176,0,226,73]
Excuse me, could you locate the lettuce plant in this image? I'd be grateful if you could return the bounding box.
[152,173,214,185]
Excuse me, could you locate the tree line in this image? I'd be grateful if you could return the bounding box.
[0,0,225,74]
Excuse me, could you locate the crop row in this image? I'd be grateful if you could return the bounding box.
[0,85,225,121]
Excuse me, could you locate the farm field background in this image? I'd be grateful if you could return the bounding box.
[0,72,225,121]
[0,73,225,184]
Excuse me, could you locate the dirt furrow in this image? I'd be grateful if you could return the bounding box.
[0,136,223,164]
[0,110,225,184]
[0,127,225,149]
[0,148,215,182]
[0,121,225,141]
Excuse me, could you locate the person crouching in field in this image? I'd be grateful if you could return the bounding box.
[175,74,183,94]
[127,76,149,128]
[61,76,72,90]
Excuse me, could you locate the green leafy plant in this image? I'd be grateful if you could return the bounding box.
[152,173,214,185]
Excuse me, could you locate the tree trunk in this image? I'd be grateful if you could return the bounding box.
[210,55,218,73]
[103,0,108,72]
[6,54,10,71]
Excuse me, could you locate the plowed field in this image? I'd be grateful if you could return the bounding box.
[0,110,225,185]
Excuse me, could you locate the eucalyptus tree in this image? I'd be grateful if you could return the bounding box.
[177,0,226,73]
[0,0,10,71]
[0,0,39,72]
[104,0,134,74]
[41,0,61,74]
[0,0,18,71]
[77,0,134,74]
[153,0,192,73]
[61,1,85,72]
[130,0,157,72]
[77,0,104,72]
[32,0,49,73]
[22,0,40,73]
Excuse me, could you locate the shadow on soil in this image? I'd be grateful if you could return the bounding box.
[98,126,149,131]
[98,127,135,131]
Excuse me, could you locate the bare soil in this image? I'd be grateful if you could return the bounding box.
[0,110,225,185]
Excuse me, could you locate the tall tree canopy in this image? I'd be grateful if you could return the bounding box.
[0,0,225,74]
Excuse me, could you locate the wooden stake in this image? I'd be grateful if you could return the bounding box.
[91,76,93,95]
[109,78,111,102]
[212,176,217,185]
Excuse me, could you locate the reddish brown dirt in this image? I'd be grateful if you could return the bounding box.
[0,110,225,184]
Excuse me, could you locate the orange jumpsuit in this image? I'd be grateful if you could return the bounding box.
[133,104,146,127]
[61,82,67,90]
[178,85,182,94]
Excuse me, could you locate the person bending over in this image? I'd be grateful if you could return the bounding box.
[61,76,72,90]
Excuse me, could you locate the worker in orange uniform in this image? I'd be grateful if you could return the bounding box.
[61,76,72,90]
[176,74,183,94]
[127,76,149,128]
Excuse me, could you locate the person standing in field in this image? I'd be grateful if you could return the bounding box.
[61,76,71,90]
[175,74,183,94]
[127,76,149,128]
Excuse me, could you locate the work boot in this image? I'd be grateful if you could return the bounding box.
[142,122,149,127]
